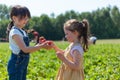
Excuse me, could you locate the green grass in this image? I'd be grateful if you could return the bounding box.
[0,39,120,80]
[97,39,120,44]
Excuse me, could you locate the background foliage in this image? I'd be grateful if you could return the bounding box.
[0,4,120,40]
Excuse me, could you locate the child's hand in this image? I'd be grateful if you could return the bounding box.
[38,37,59,51]
[40,40,53,50]
[39,36,46,43]
[56,51,65,61]
[39,36,53,46]
[46,40,53,46]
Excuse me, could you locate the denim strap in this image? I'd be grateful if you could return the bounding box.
[13,27,25,36]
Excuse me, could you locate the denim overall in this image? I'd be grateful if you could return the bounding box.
[7,27,30,80]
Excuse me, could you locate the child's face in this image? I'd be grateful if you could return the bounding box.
[64,28,78,42]
[13,16,29,28]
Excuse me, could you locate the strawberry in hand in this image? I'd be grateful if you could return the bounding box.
[39,36,46,43]
[47,41,53,45]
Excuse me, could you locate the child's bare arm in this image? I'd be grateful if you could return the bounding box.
[13,34,52,53]
[52,42,64,52]
[57,50,82,70]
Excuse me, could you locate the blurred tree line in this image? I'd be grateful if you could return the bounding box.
[0,4,120,41]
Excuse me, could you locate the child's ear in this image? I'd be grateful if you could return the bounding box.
[74,30,79,36]
[12,16,16,21]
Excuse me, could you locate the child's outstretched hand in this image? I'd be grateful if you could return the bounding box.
[39,36,46,44]
[41,40,54,50]
[35,39,53,50]
[39,36,53,45]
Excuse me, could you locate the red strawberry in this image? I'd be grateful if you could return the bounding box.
[39,36,46,43]
[41,39,46,42]
[47,41,52,45]
[39,36,45,40]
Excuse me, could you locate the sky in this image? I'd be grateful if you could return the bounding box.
[0,0,120,17]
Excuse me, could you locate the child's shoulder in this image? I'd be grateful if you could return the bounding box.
[10,27,24,36]
[10,28,20,34]
[71,44,84,55]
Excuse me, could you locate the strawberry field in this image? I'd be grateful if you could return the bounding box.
[0,39,120,80]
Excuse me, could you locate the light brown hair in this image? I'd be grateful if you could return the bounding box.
[64,19,90,51]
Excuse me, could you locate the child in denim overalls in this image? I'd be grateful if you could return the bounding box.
[6,5,52,80]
